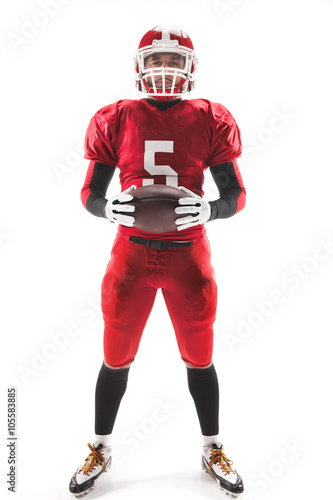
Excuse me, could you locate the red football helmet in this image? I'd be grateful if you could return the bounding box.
[134,25,197,101]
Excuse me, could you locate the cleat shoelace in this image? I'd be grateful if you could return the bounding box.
[78,443,107,476]
[209,447,236,476]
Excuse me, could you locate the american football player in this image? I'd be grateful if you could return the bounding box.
[69,25,246,497]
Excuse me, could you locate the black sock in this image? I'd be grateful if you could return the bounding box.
[95,362,130,435]
[187,364,219,436]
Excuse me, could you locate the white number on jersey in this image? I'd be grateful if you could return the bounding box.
[143,140,178,187]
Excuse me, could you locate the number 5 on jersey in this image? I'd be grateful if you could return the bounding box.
[143,140,178,187]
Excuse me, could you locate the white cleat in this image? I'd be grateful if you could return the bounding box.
[69,442,111,497]
[201,442,244,497]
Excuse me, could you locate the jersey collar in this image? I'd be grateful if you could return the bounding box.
[145,97,182,111]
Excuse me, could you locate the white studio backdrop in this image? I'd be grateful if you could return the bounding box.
[1,0,332,499]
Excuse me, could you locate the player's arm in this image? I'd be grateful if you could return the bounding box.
[81,160,136,226]
[82,107,135,226]
[208,160,246,220]
[81,160,116,218]
[175,160,246,231]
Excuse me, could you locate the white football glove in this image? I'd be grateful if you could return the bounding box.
[175,186,211,231]
[105,185,136,227]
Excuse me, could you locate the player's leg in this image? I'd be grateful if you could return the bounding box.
[162,235,243,496]
[186,362,220,439]
[98,233,158,431]
[162,236,219,434]
[184,363,245,495]
[101,233,158,367]
[162,235,217,368]
[69,234,157,496]
[98,233,157,433]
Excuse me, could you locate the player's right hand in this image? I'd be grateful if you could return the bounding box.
[105,185,136,227]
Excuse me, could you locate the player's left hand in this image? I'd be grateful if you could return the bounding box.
[175,186,211,231]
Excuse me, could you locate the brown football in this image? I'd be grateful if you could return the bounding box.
[129,184,188,233]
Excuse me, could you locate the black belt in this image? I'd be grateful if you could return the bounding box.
[129,236,193,250]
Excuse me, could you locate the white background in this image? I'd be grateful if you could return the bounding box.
[1,0,333,499]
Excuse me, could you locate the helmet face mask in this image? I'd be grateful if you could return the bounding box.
[134,26,197,101]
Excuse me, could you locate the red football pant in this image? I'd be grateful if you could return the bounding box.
[101,232,218,368]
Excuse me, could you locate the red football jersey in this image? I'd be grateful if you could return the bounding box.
[84,98,242,240]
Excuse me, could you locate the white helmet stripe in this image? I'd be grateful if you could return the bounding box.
[161,25,171,40]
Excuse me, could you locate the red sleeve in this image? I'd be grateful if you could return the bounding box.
[207,102,242,167]
[84,106,118,166]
